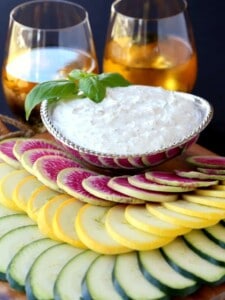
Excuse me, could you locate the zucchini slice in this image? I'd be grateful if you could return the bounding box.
[0,225,45,280]
[7,238,59,291]
[204,223,225,248]
[0,213,35,238]
[25,243,83,300]
[83,255,122,300]
[183,230,225,266]
[54,250,99,300]
[161,237,225,284]
[138,249,199,296]
[113,252,168,300]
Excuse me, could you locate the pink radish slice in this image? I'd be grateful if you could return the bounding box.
[187,155,225,169]
[142,152,166,167]
[197,168,225,175]
[0,138,20,168]
[146,171,218,188]
[13,138,63,160]
[108,176,178,202]
[57,167,113,206]
[114,157,134,169]
[20,148,73,174]
[33,155,81,191]
[175,170,225,181]
[128,174,194,192]
[82,175,144,204]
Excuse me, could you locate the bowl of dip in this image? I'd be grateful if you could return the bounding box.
[40,85,213,170]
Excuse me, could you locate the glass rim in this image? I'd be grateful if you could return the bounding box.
[112,0,188,21]
[10,0,89,31]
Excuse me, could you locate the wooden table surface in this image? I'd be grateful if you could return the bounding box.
[0,118,223,299]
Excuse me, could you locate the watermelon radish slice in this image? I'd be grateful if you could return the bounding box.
[13,138,63,161]
[197,168,225,175]
[108,176,178,202]
[0,138,21,168]
[33,155,81,191]
[20,148,73,175]
[57,167,114,207]
[187,155,225,169]
[145,171,218,188]
[175,170,225,181]
[82,175,144,204]
[128,174,194,193]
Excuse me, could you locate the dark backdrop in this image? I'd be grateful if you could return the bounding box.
[0,0,225,155]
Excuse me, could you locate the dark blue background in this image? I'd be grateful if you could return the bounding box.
[0,0,224,155]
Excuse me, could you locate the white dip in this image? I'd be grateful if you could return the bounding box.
[51,85,205,155]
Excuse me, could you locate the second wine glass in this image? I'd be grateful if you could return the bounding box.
[103,0,197,92]
[2,0,98,127]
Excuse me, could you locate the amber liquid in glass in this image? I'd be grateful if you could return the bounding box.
[103,36,197,92]
[2,47,98,126]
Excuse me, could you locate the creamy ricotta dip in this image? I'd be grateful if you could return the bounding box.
[50,85,205,155]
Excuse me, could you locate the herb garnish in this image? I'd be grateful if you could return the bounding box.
[25,70,130,120]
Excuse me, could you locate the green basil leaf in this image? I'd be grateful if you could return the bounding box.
[98,72,131,87]
[25,80,77,120]
[68,69,95,81]
[79,77,106,103]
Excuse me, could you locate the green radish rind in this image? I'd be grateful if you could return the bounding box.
[108,176,178,202]
[128,173,194,193]
[175,170,225,181]
[83,175,144,204]
[198,167,225,175]
[186,155,225,169]
[145,171,218,188]
[13,138,64,161]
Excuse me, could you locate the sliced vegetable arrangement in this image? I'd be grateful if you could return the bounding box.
[2,137,225,298]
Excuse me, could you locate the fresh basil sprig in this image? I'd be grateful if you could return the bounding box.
[25,70,130,120]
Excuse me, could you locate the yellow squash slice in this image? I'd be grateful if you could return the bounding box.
[146,204,218,229]
[0,169,30,210]
[26,186,59,221]
[37,194,71,241]
[75,204,130,254]
[52,197,86,248]
[163,200,225,221]
[105,205,173,251]
[183,194,225,209]
[12,175,44,211]
[125,204,191,237]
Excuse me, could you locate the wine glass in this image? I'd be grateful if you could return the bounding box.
[103,0,197,92]
[2,0,98,128]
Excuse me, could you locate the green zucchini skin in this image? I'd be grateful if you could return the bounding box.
[0,225,44,281]
[161,237,225,285]
[6,238,59,292]
[183,230,225,267]
[138,249,200,297]
[203,223,225,248]
[82,255,122,300]
[25,243,83,300]
[54,250,99,300]
[113,252,169,300]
